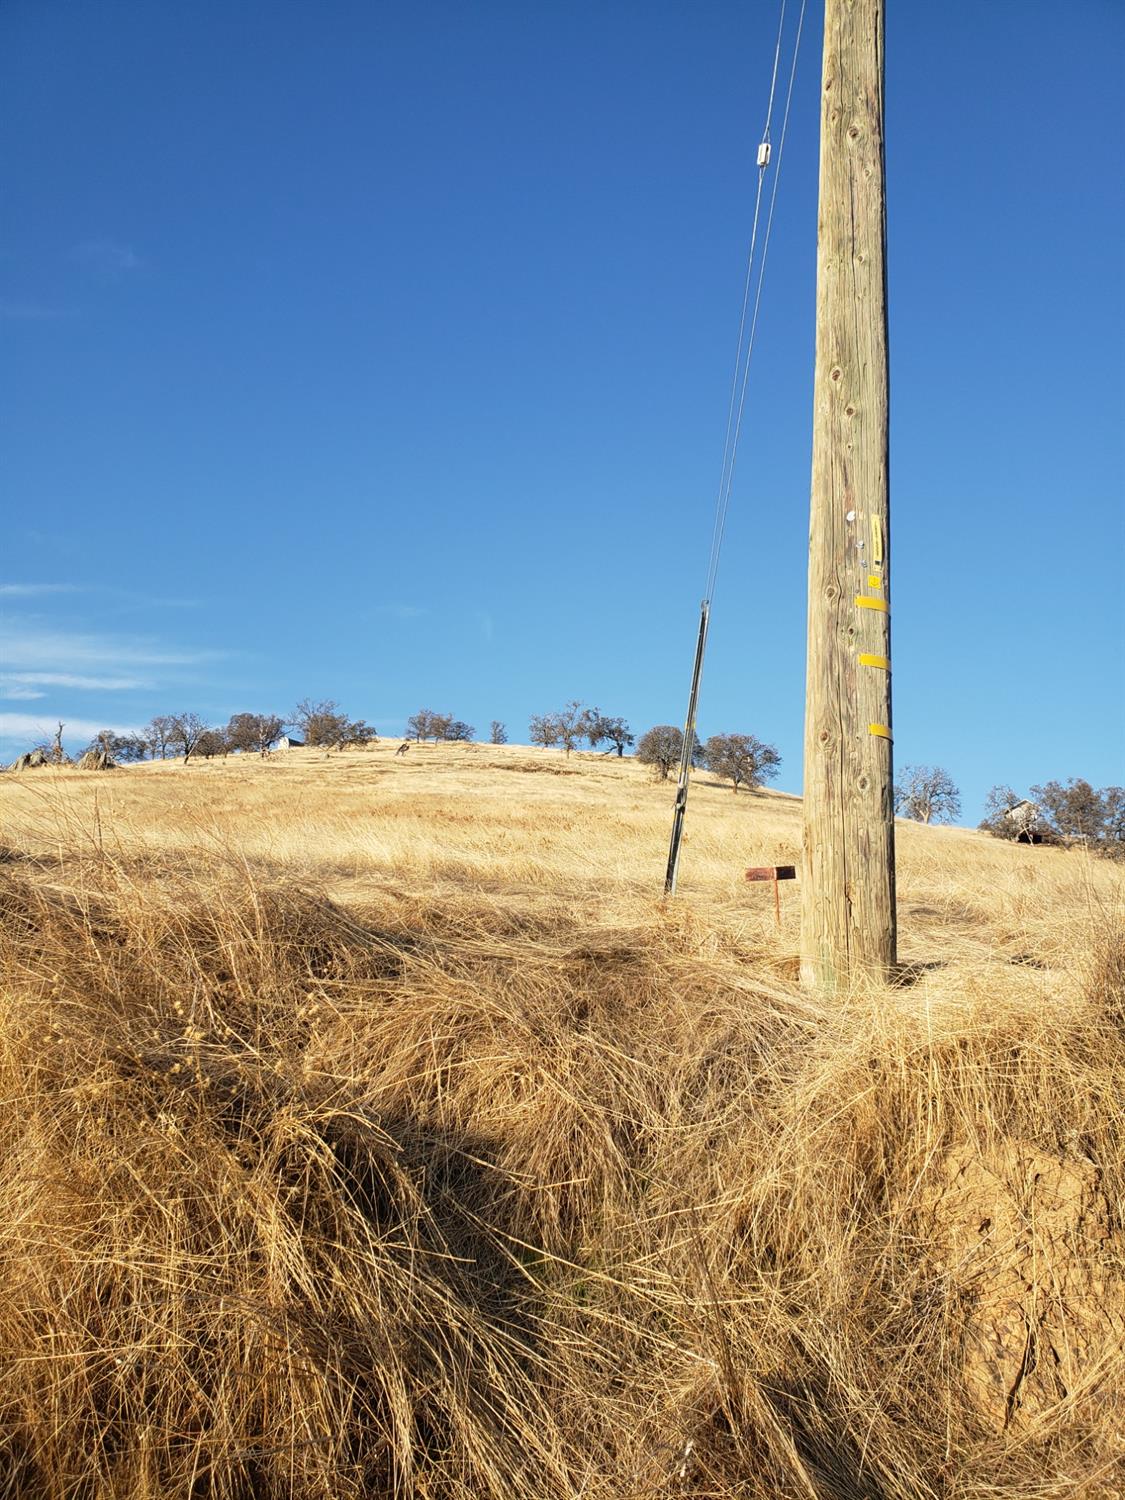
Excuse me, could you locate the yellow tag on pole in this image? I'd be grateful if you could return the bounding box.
[855,595,888,612]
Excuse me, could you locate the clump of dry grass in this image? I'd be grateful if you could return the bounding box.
[1,756,1123,1497]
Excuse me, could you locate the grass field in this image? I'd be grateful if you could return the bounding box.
[2,741,1123,1498]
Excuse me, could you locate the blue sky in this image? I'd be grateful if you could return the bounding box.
[2,0,1122,819]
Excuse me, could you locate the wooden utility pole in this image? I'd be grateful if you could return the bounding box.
[800,0,896,990]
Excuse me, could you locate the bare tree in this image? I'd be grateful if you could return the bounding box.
[1103,787,1125,858]
[894,765,961,824]
[144,715,176,760]
[981,779,1124,857]
[404,710,473,743]
[553,701,586,757]
[335,718,377,749]
[28,723,71,766]
[225,715,254,756]
[441,720,475,742]
[528,702,587,757]
[195,729,228,760]
[82,730,146,763]
[170,713,209,764]
[421,712,473,742]
[290,700,375,749]
[292,700,340,746]
[406,709,443,742]
[584,709,634,758]
[703,733,781,793]
[490,720,508,745]
[529,713,560,750]
[1030,778,1109,842]
[979,785,1025,838]
[605,719,635,758]
[226,712,285,756]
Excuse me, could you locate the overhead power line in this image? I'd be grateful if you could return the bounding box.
[665,0,807,898]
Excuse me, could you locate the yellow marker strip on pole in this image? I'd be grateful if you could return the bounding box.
[867,573,882,588]
[869,723,892,739]
[859,653,889,669]
[870,515,884,564]
[855,594,888,612]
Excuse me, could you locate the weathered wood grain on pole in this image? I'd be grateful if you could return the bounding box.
[800,0,896,990]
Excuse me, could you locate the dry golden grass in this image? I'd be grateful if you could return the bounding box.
[1,742,1123,1498]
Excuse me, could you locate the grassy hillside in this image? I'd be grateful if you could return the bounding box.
[2,742,1123,1498]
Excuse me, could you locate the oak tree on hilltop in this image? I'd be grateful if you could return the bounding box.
[979,778,1124,857]
[530,702,586,756]
[170,713,209,764]
[529,713,559,749]
[405,710,474,742]
[583,710,634,758]
[292,700,376,749]
[226,713,284,756]
[143,715,176,760]
[703,733,781,793]
[893,765,961,825]
[292,699,342,745]
[195,729,228,759]
[441,720,475,742]
[1031,778,1109,842]
[405,709,436,741]
[637,725,701,781]
[82,730,147,763]
[1029,778,1125,856]
[553,701,586,757]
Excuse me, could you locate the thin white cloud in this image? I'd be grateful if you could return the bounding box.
[0,671,148,691]
[1,582,203,611]
[376,604,427,620]
[0,627,221,670]
[0,713,143,743]
[0,582,80,598]
[1,687,45,701]
[70,239,143,274]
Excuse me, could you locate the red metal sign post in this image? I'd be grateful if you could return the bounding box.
[745,865,798,928]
